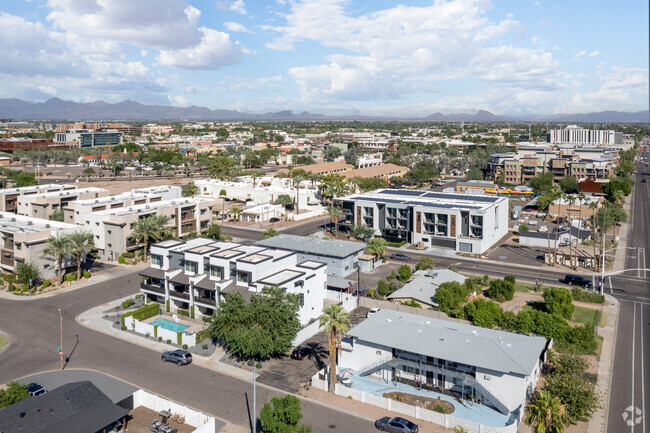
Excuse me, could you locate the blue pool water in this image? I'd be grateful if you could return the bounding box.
[150,318,189,333]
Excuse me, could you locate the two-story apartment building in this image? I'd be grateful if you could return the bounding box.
[17,187,109,219]
[0,184,76,213]
[63,186,182,225]
[0,212,81,279]
[339,309,548,420]
[336,189,509,255]
[139,238,327,323]
[84,198,214,261]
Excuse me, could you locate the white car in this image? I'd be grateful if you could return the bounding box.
[538,226,548,233]
[367,307,380,318]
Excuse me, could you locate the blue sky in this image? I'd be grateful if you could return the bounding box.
[0,0,647,116]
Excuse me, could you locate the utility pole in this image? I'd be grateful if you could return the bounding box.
[356,265,361,308]
[58,308,63,370]
[253,364,257,433]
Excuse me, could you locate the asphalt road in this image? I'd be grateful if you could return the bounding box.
[607,152,650,433]
[0,271,379,433]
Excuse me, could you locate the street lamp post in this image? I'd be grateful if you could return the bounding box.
[58,308,63,370]
[253,364,257,433]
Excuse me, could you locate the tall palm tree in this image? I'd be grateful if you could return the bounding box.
[43,232,72,285]
[319,304,351,392]
[525,391,568,433]
[327,205,342,236]
[151,214,175,241]
[564,194,576,266]
[69,231,94,280]
[128,215,174,261]
[588,201,599,271]
[229,206,242,222]
[574,192,587,269]
[183,181,200,198]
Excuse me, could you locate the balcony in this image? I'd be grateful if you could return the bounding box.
[140,283,164,295]
[195,295,216,305]
[169,290,190,301]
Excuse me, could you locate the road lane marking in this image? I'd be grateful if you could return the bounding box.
[642,305,646,433]
[632,303,636,433]
[610,277,614,295]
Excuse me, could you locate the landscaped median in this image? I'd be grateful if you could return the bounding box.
[0,270,92,297]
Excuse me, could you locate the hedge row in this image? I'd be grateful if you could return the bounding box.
[121,302,159,326]
[386,241,406,248]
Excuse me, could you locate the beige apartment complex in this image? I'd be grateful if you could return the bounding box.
[17,187,109,220]
[0,184,77,213]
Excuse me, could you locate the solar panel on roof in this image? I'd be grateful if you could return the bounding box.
[422,192,499,203]
[379,189,425,197]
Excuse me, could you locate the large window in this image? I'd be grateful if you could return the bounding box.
[210,266,224,280]
[185,261,198,274]
[151,255,162,266]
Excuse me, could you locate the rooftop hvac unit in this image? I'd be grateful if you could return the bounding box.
[45,224,51,228]
[27,221,33,226]
[10,218,15,222]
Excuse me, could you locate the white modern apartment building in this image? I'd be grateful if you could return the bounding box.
[83,198,214,261]
[17,187,109,220]
[64,186,182,225]
[139,238,327,323]
[336,189,509,255]
[0,212,82,279]
[0,184,77,213]
[339,309,548,419]
[548,125,623,147]
[195,177,321,210]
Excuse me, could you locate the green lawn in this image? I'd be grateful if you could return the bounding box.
[0,334,6,350]
[572,306,602,327]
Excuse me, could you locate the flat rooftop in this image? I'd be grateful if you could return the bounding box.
[0,212,77,234]
[255,234,365,259]
[340,189,505,210]
[94,198,210,217]
[258,269,305,286]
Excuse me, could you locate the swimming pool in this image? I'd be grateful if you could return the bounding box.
[150,318,189,333]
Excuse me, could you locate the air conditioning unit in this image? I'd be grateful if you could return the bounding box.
[484,375,491,380]
[45,224,51,228]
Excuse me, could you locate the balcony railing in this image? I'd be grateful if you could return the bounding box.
[195,295,216,305]
[169,290,190,300]
[140,283,164,294]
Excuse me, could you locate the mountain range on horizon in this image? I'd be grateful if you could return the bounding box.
[0,97,648,123]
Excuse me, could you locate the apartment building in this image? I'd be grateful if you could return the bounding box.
[343,163,410,181]
[17,187,109,219]
[336,189,509,255]
[547,125,623,147]
[356,154,383,168]
[54,129,123,147]
[83,198,214,261]
[0,212,81,279]
[139,238,327,323]
[64,186,182,225]
[0,184,77,213]
[339,309,548,419]
[279,161,354,176]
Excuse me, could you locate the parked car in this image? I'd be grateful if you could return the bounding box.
[291,346,312,360]
[538,225,548,233]
[375,416,419,433]
[27,383,47,397]
[161,350,192,366]
[217,214,228,220]
[269,217,280,223]
[367,307,381,318]
[564,274,592,289]
[390,253,411,262]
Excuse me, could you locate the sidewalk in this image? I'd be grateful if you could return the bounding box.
[612,192,633,272]
[0,263,144,301]
[587,294,620,433]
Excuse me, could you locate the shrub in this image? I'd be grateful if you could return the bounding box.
[121,325,127,331]
[571,287,605,304]
[182,344,188,350]
[397,265,412,282]
[434,281,471,318]
[377,280,391,297]
[177,332,182,345]
[385,241,406,248]
[464,299,503,328]
[177,309,190,317]
[165,300,170,312]
[399,298,421,308]
[7,284,15,292]
[415,257,435,271]
[21,285,28,292]
[518,223,529,232]
[121,302,159,326]
[154,325,158,338]
[166,339,171,344]
[247,359,254,366]
[122,251,136,258]
[190,306,195,319]
[500,311,518,331]
[42,280,51,289]
[196,329,211,343]
[486,279,515,301]
[387,271,396,281]
[82,270,91,279]
[504,275,516,285]
[3,273,17,284]
[158,336,163,342]
[543,287,575,319]
[122,299,134,309]
[256,362,262,369]
[118,255,126,264]
[482,275,490,285]
[65,274,77,282]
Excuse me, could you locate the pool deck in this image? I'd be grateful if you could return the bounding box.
[348,372,514,427]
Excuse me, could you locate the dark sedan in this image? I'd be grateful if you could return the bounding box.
[389,253,411,262]
[374,416,418,433]
[291,346,312,360]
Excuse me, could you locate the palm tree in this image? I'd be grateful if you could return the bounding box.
[128,215,174,261]
[250,171,261,188]
[525,391,568,433]
[564,194,576,267]
[574,192,587,269]
[229,206,242,222]
[293,175,305,215]
[351,224,374,241]
[319,304,351,392]
[69,231,94,280]
[366,237,387,260]
[589,201,599,271]
[327,205,342,236]
[183,181,200,198]
[43,232,72,285]
[264,228,279,238]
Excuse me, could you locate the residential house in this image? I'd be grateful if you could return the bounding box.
[387,269,467,307]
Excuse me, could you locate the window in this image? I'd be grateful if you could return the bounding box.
[402,365,419,375]
[15,243,21,250]
[151,255,162,266]
[185,261,197,273]
[210,266,223,279]
[200,209,207,215]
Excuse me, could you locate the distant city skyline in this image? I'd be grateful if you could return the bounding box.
[1,0,647,116]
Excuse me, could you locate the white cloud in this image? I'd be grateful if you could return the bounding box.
[269,0,558,102]
[231,75,282,90]
[217,0,246,15]
[224,22,251,33]
[156,28,239,70]
[588,51,600,57]
[168,95,189,106]
[574,50,587,60]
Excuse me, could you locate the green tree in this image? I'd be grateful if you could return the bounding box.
[366,237,387,259]
[464,298,503,328]
[14,171,38,187]
[415,256,435,270]
[320,174,354,201]
[205,223,222,240]
[323,145,342,162]
[43,232,72,285]
[543,287,574,319]
[525,391,568,433]
[327,205,342,236]
[82,167,96,181]
[486,279,515,301]
[210,287,301,359]
[559,175,579,194]
[183,181,200,197]
[543,370,599,424]
[275,194,294,216]
[351,176,388,192]
[128,215,174,259]
[529,172,555,194]
[518,223,529,232]
[49,209,65,222]
[264,228,279,238]
[229,206,242,222]
[69,230,94,280]
[465,168,484,181]
[601,177,632,202]
[397,264,412,282]
[0,381,29,409]
[434,281,471,317]
[260,395,311,433]
[16,261,41,286]
[319,304,350,392]
[350,224,374,240]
